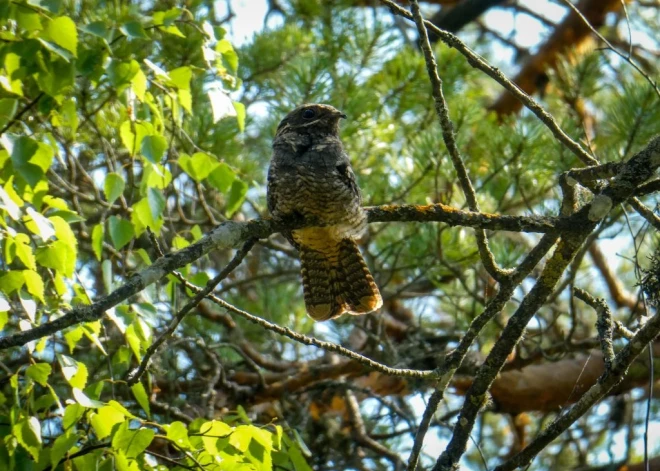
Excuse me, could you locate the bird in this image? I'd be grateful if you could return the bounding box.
[267,104,382,321]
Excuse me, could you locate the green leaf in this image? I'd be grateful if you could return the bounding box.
[125,323,141,360]
[131,69,147,101]
[199,420,232,455]
[64,325,84,353]
[119,121,153,155]
[178,88,192,113]
[82,21,110,40]
[108,216,134,250]
[140,135,167,163]
[233,101,246,132]
[112,422,155,458]
[143,162,172,189]
[1,53,23,96]
[108,400,136,419]
[130,382,150,417]
[166,421,191,450]
[104,173,125,204]
[153,8,181,26]
[23,270,44,303]
[63,403,85,429]
[208,163,236,193]
[47,16,78,57]
[131,197,163,236]
[178,152,219,181]
[15,233,36,270]
[216,39,238,72]
[51,215,77,250]
[16,8,42,32]
[35,240,72,275]
[114,451,139,471]
[92,224,104,261]
[288,441,313,471]
[72,387,104,408]
[91,406,125,440]
[147,188,165,221]
[0,270,25,294]
[13,416,42,461]
[26,363,51,386]
[229,425,252,452]
[120,21,149,39]
[226,179,248,217]
[36,57,75,94]
[8,136,53,188]
[108,60,140,88]
[58,354,88,389]
[52,98,78,134]
[50,429,79,468]
[0,98,18,130]
[170,66,192,90]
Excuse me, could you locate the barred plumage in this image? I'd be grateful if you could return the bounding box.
[267,104,382,321]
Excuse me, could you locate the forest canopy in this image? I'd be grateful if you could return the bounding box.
[0,0,659,470]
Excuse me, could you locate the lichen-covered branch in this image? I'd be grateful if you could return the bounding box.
[0,204,576,351]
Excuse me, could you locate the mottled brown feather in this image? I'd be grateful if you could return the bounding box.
[267,103,381,321]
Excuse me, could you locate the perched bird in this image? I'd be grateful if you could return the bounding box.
[267,104,382,321]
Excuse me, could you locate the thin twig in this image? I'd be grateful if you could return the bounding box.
[408,0,508,281]
[126,238,257,385]
[559,0,660,100]
[377,0,598,166]
[0,92,44,136]
[573,287,615,370]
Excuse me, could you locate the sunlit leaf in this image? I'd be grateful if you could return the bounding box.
[50,429,79,468]
[92,224,104,261]
[140,135,167,163]
[207,87,235,123]
[112,421,155,458]
[108,216,134,250]
[233,101,246,132]
[26,363,51,386]
[226,179,248,217]
[90,406,125,440]
[130,382,150,418]
[23,270,44,302]
[13,416,42,461]
[120,21,149,39]
[72,388,104,408]
[47,16,78,57]
[104,173,125,204]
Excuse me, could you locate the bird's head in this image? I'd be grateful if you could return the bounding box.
[275,104,347,138]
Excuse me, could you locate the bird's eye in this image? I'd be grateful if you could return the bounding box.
[302,109,316,119]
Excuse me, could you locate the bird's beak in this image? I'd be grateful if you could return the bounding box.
[334,110,348,119]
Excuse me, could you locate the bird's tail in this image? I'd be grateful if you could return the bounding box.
[300,238,382,321]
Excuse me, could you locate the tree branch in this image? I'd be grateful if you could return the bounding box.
[433,135,660,470]
[495,312,660,471]
[409,0,508,281]
[377,0,598,166]
[0,204,578,351]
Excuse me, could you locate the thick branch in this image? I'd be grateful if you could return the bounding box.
[433,135,660,470]
[495,315,660,470]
